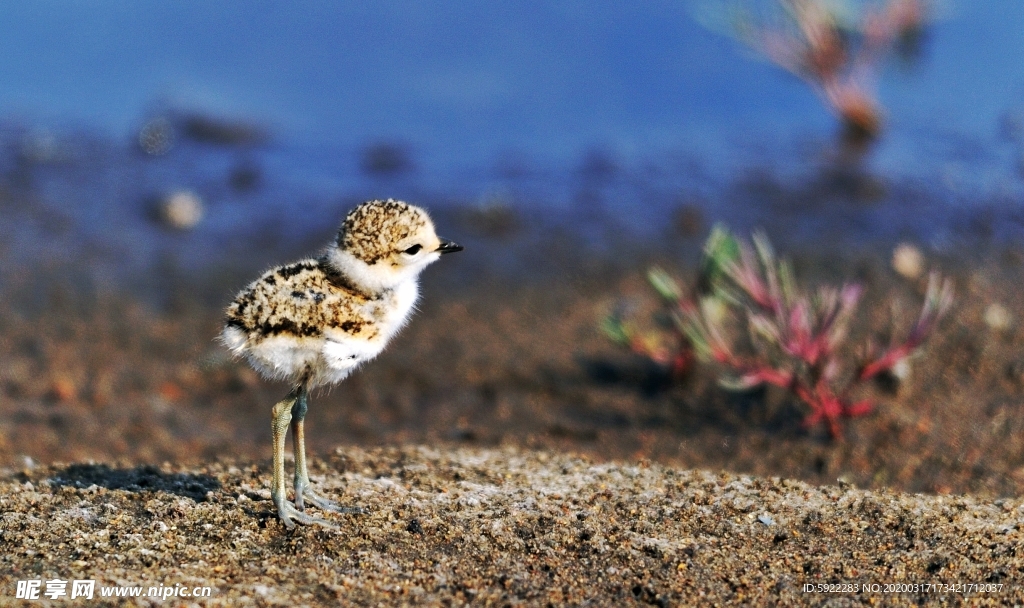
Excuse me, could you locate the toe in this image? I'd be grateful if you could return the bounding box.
[302,489,366,514]
[276,497,338,530]
[276,509,297,529]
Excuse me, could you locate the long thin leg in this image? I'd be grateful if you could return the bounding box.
[270,384,337,529]
[290,391,309,511]
[291,388,365,514]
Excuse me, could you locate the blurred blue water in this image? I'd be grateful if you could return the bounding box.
[1,2,1023,279]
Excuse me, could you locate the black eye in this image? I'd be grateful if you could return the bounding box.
[403,244,422,255]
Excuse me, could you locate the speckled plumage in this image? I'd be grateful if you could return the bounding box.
[220,199,462,528]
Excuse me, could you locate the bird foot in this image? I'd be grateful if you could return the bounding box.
[274,493,340,530]
[295,483,367,515]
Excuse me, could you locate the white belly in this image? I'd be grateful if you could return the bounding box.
[225,331,325,383]
[321,337,384,377]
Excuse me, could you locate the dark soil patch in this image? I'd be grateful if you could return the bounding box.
[2,229,1024,502]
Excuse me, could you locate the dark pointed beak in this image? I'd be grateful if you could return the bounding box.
[437,239,464,254]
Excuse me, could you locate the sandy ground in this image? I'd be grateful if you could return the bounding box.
[1,445,1020,606]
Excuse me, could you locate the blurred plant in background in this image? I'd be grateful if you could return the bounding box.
[605,226,953,438]
[692,0,932,144]
[602,272,697,379]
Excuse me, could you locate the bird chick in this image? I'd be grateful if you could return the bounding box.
[222,199,462,528]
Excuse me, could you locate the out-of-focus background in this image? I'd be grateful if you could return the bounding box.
[3,1,1024,497]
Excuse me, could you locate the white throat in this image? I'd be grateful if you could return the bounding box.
[325,247,422,295]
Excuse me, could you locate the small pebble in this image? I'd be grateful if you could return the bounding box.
[159,190,205,230]
[50,377,76,402]
[891,358,911,382]
[892,243,924,280]
[984,302,1012,332]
